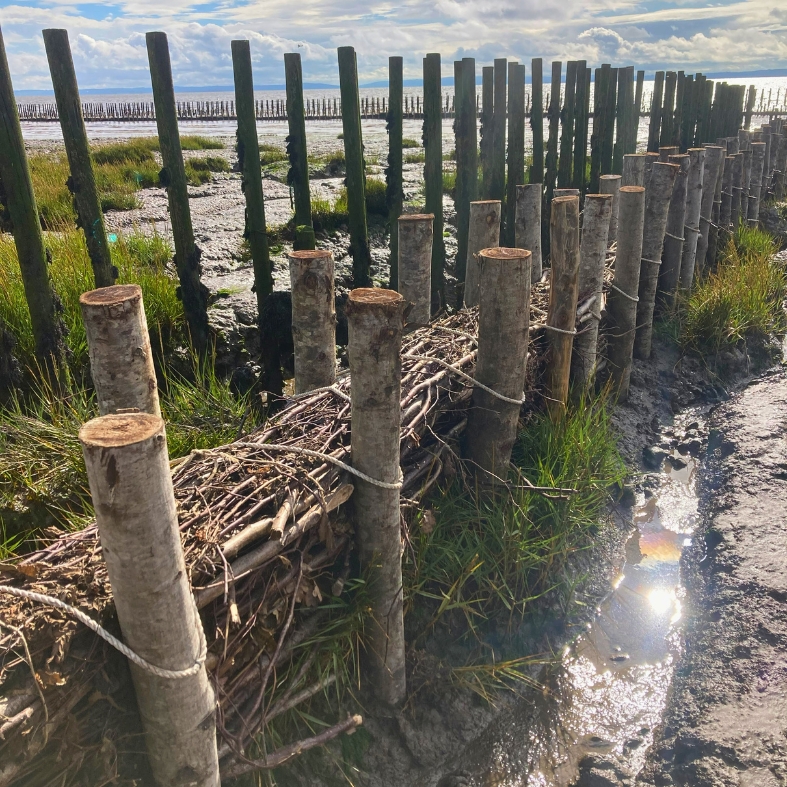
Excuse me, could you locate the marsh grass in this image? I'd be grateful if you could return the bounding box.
[311,179,388,232]
[678,225,786,353]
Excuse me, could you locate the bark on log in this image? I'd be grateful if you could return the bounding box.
[657,153,689,308]
[346,288,406,707]
[463,200,501,308]
[514,184,543,283]
[80,413,219,786]
[719,155,734,229]
[622,154,647,187]
[599,175,621,245]
[289,250,336,394]
[730,152,743,229]
[679,147,706,291]
[747,141,767,223]
[695,145,724,273]
[606,186,645,400]
[386,57,403,288]
[397,214,434,326]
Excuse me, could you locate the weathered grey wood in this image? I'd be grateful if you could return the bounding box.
[544,61,562,254]
[346,288,406,707]
[634,161,679,359]
[648,72,665,153]
[0,25,65,375]
[740,146,752,220]
[706,145,727,265]
[338,46,372,287]
[695,145,724,272]
[463,200,501,308]
[505,62,525,246]
[146,32,210,355]
[558,61,578,188]
[606,186,645,400]
[80,285,160,417]
[679,147,706,290]
[659,145,678,162]
[530,58,544,184]
[572,62,589,192]
[284,52,313,248]
[719,155,734,229]
[514,184,542,283]
[397,214,434,326]
[423,53,444,310]
[545,195,581,420]
[464,247,531,479]
[622,153,647,187]
[658,153,689,307]
[747,141,767,223]
[730,152,743,229]
[599,175,621,245]
[554,188,580,197]
[491,58,507,203]
[289,250,336,394]
[80,413,219,786]
[386,56,403,288]
[570,193,612,388]
[643,151,660,185]
[480,66,494,199]
[43,29,115,288]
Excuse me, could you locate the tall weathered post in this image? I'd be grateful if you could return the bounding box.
[347,288,406,707]
[480,66,494,198]
[490,58,507,205]
[558,61,577,188]
[602,67,618,175]
[544,61,562,254]
[147,32,209,355]
[464,248,531,480]
[463,200,501,308]
[606,186,646,400]
[397,214,434,326]
[590,66,609,194]
[679,147,706,290]
[338,46,372,287]
[505,62,526,246]
[572,62,590,193]
[530,58,544,185]
[43,29,115,288]
[284,52,314,249]
[290,250,336,394]
[647,72,665,153]
[599,174,621,246]
[80,413,219,786]
[423,53,445,311]
[515,184,543,283]
[386,56,403,288]
[544,195,581,420]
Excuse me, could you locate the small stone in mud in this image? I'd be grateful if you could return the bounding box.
[668,456,688,470]
[610,652,630,662]
[643,446,668,469]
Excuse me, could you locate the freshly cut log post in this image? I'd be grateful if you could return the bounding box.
[634,161,679,360]
[570,193,612,388]
[622,154,647,187]
[606,186,646,400]
[43,29,115,288]
[679,148,706,291]
[659,146,678,161]
[346,288,406,707]
[80,285,160,417]
[544,195,581,420]
[773,136,787,201]
[643,152,660,185]
[730,153,743,229]
[514,184,543,283]
[658,154,689,309]
[397,214,434,326]
[741,146,752,220]
[464,248,531,479]
[747,142,766,227]
[80,413,219,787]
[719,156,734,230]
[695,146,724,273]
[706,147,727,266]
[289,250,336,394]
[463,200,501,308]
[554,188,580,198]
[599,175,621,245]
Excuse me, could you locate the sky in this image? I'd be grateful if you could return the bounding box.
[1,0,786,90]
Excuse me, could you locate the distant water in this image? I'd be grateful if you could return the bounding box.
[18,77,787,142]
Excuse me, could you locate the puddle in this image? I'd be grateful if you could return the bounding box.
[457,413,703,786]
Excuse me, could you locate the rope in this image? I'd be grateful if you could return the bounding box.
[229,443,404,489]
[664,231,685,242]
[403,353,525,405]
[610,284,639,302]
[684,224,701,234]
[544,324,577,336]
[0,586,206,680]
[642,257,662,266]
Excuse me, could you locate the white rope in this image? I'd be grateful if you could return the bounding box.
[611,284,639,302]
[402,353,525,405]
[684,224,701,234]
[664,231,685,242]
[0,585,206,680]
[229,443,404,489]
[642,257,662,266]
[544,324,577,336]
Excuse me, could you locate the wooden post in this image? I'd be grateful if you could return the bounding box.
[599,174,621,245]
[515,184,542,283]
[622,153,647,186]
[480,66,494,198]
[659,145,678,161]
[633,70,645,152]
[558,61,577,188]
[572,61,588,192]
[147,33,209,355]
[730,152,743,229]
[719,154,734,229]
[386,56,403,289]
[602,66,617,175]
[612,67,628,174]
[43,29,115,288]
[747,141,766,223]
[464,248,531,479]
[570,193,612,388]
[490,58,507,206]
[530,58,544,185]
[423,53,445,311]
[0,26,65,375]
[634,161,679,359]
[346,288,406,707]
[544,61,562,253]
[505,62,525,246]
[658,153,689,308]
[660,72,677,148]
[80,413,219,786]
[648,71,665,153]
[695,145,724,272]
[463,200,501,308]
[606,186,645,400]
[706,145,727,266]
[589,65,609,194]
[397,214,434,326]
[284,53,314,248]
[544,195,580,419]
[679,147,705,290]
[289,250,335,394]
[338,46,372,287]
[80,285,160,417]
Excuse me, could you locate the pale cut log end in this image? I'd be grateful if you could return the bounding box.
[79,412,163,449]
[80,284,141,308]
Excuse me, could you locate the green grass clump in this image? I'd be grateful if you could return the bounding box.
[442,169,457,197]
[364,177,387,215]
[679,225,785,353]
[180,135,224,150]
[311,179,388,231]
[0,229,182,375]
[91,138,158,165]
[402,137,420,148]
[405,151,426,164]
[184,155,230,184]
[309,149,346,177]
[404,392,624,644]
[260,143,288,165]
